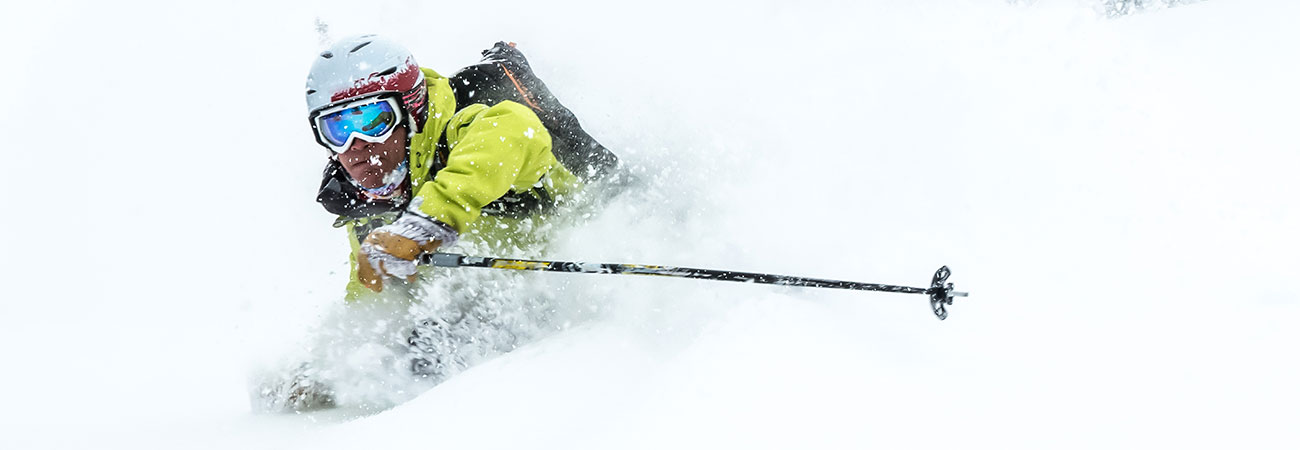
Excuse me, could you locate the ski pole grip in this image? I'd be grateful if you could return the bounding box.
[423,252,464,267]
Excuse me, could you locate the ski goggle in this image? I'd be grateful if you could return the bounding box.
[310,96,403,153]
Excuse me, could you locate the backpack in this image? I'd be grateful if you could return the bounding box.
[449,42,619,181]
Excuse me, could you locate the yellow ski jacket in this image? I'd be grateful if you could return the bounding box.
[340,67,580,300]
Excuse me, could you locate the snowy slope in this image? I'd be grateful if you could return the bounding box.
[1,0,1297,449]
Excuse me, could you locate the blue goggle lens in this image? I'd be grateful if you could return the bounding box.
[318,100,397,147]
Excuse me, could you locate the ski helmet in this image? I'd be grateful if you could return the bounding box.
[306,35,429,136]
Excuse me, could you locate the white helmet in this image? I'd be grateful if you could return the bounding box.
[305,35,429,133]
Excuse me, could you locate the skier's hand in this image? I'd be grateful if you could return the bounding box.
[357,212,457,292]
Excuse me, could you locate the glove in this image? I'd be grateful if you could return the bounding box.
[357,211,458,292]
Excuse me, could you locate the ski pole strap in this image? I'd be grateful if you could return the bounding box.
[420,253,968,320]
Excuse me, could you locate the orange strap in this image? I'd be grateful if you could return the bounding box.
[498,63,541,110]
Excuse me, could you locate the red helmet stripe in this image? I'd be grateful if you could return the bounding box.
[329,59,423,104]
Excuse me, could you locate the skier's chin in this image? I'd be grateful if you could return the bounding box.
[350,166,389,189]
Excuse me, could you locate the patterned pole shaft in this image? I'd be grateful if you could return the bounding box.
[421,253,967,320]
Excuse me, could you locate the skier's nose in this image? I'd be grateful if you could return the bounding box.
[341,140,378,162]
[347,139,372,154]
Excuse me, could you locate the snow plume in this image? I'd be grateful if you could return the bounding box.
[251,293,422,413]
[251,264,568,414]
[314,17,331,45]
[250,187,623,414]
[250,163,658,414]
[1100,0,1208,17]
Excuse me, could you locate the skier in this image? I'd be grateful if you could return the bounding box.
[307,35,618,299]
[260,35,618,411]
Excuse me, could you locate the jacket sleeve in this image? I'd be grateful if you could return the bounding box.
[409,100,555,232]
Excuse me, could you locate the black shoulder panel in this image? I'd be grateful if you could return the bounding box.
[449,42,620,182]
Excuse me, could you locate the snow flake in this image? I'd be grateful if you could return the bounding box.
[524,127,536,138]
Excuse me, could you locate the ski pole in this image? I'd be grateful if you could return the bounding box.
[419,253,969,320]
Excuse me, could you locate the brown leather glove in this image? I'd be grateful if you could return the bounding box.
[357,213,457,292]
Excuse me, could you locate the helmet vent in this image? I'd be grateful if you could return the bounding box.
[351,41,372,53]
[307,89,317,95]
[320,51,333,59]
[377,66,397,77]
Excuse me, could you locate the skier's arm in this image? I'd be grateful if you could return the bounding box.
[409,101,556,232]
[344,101,557,297]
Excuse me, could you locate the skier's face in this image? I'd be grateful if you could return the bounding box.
[337,123,409,190]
